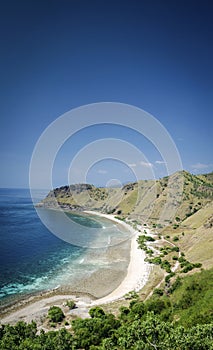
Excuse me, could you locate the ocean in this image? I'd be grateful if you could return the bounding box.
[0,188,130,305]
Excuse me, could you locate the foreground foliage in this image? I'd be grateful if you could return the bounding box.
[0,269,213,349]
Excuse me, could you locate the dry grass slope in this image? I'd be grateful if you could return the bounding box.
[41,171,213,271]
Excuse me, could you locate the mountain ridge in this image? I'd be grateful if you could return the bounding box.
[40,170,213,271]
[40,170,213,223]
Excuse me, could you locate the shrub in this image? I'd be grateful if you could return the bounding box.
[169,276,182,293]
[89,307,105,318]
[172,246,179,252]
[178,256,187,266]
[48,306,65,323]
[173,224,179,229]
[66,300,76,309]
[165,272,175,283]
[147,249,154,256]
[153,288,164,296]
[151,256,162,265]
[182,264,194,273]
[193,262,202,268]
[161,260,171,273]
[124,291,139,300]
[145,236,155,242]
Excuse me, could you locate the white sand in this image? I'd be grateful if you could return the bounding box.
[1,212,150,324]
[84,211,150,305]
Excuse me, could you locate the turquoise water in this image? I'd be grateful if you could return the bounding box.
[0,189,129,304]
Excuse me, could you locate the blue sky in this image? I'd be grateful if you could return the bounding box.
[0,0,212,188]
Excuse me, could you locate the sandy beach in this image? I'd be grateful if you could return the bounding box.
[0,211,150,325]
[84,211,151,304]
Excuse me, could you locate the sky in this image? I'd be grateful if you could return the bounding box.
[0,0,212,188]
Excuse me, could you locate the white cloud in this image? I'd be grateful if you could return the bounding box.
[191,163,211,170]
[97,169,107,174]
[155,160,166,165]
[140,161,153,168]
[128,163,137,167]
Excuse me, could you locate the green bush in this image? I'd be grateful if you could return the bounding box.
[153,288,164,296]
[151,256,162,265]
[165,272,175,283]
[193,262,202,268]
[48,306,65,323]
[66,300,76,309]
[124,290,139,300]
[182,263,194,273]
[169,276,182,293]
[172,246,180,252]
[173,224,179,229]
[161,260,171,273]
[145,235,155,241]
[89,306,106,318]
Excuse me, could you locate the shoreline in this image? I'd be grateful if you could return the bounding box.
[0,211,150,324]
[84,211,151,304]
[84,211,150,305]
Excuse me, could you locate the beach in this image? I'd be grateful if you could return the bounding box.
[0,211,150,325]
[84,211,151,304]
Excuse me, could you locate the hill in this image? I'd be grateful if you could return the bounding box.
[41,171,213,222]
[40,170,213,271]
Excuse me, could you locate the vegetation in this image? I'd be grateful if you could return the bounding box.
[137,234,155,250]
[41,171,213,225]
[0,269,212,349]
[66,300,76,310]
[124,290,139,300]
[48,306,65,323]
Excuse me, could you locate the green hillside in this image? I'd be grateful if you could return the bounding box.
[1,268,212,349]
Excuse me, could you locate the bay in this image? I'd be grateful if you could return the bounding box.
[0,188,129,304]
